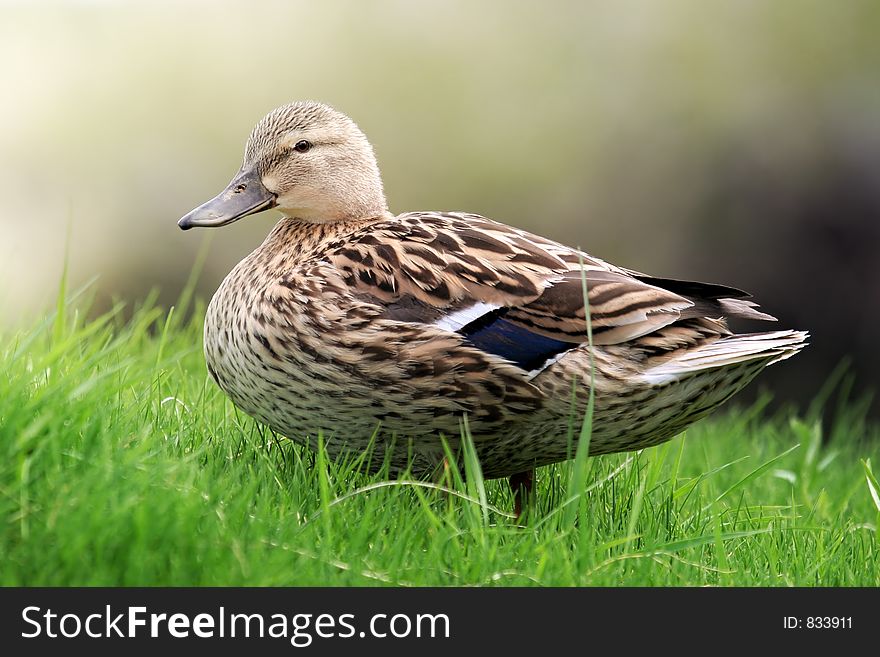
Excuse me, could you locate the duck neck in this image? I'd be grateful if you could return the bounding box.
[260,212,393,263]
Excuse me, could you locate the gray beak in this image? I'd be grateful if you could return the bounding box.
[178,168,277,230]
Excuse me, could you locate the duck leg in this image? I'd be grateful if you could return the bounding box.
[509,469,534,519]
[432,456,453,508]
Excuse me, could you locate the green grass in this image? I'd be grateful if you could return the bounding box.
[1,288,878,586]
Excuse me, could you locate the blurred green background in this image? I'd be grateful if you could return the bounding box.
[2,0,878,415]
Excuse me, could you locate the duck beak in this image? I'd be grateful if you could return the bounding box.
[178,169,277,230]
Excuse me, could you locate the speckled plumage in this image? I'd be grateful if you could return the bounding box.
[181,101,807,481]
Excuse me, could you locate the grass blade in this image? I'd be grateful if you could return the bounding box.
[863,459,880,513]
[714,444,801,503]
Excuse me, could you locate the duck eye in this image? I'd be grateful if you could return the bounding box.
[293,140,312,153]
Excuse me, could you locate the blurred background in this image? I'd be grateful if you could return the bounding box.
[1,0,878,417]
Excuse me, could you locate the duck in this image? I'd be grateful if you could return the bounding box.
[179,100,807,516]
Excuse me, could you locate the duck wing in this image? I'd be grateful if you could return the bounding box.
[326,212,773,372]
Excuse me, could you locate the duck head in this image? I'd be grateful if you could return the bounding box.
[178,101,387,229]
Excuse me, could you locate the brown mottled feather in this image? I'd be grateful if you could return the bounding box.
[325,212,730,348]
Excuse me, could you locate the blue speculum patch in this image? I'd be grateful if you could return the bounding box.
[461,316,572,371]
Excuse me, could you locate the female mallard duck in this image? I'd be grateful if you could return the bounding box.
[179,101,806,514]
